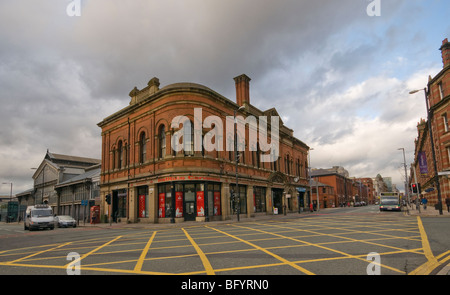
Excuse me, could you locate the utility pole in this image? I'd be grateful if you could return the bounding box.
[398,148,409,213]
[234,105,244,222]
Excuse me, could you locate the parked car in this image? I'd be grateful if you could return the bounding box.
[55,215,77,228]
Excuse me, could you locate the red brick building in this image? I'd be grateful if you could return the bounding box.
[310,180,335,209]
[97,74,310,223]
[311,167,354,207]
[412,38,450,210]
[354,178,374,204]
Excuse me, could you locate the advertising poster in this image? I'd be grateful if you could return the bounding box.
[197,191,204,216]
[139,195,146,218]
[175,191,183,217]
[419,151,428,175]
[214,191,221,216]
[158,193,165,218]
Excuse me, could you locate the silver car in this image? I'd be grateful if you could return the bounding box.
[55,215,77,228]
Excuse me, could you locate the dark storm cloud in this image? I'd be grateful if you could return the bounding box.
[1,0,447,193]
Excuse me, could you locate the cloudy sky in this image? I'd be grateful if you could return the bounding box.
[1,0,449,195]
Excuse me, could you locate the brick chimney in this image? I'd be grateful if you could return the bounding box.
[440,38,450,68]
[234,74,251,107]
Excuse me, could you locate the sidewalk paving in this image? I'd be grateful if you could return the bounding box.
[404,204,450,217]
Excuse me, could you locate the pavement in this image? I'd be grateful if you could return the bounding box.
[404,204,450,217]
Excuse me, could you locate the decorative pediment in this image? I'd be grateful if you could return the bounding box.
[263,107,284,125]
[268,171,287,184]
[129,77,160,105]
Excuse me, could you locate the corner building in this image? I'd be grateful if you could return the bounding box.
[412,38,450,207]
[98,74,310,223]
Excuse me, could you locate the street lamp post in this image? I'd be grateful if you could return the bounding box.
[234,105,245,222]
[398,148,409,213]
[410,88,443,215]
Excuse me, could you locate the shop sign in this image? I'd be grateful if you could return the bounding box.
[157,175,221,183]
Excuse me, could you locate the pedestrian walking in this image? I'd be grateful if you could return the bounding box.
[445,197,450,213]
[422,197,428,210]
[310,203,313,212]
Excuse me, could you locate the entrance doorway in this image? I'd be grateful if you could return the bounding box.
[272,188,283,214]
[184,184,196,221]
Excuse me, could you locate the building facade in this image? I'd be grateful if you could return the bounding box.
[97,74,310,223]
[310,180,335,209]
[16,150,101,218]
[412,38,450,209]
[311,167,354,207]
[311,167,374,206]
[54,164,101,223]
[354,177,374,204]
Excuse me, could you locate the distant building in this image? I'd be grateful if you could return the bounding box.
[311,167,354,206]
[354,178,374,204]
[310,180,336,208]
[55,164,100,222]
[16,150,101,218]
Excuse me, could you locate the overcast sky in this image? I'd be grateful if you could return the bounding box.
[1,0,449,195]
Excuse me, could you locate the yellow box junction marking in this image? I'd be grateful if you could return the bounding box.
[182,228,215,275]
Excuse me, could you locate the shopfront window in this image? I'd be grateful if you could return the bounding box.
[137,186,148,218]
[158,183,172,218]
[196,183,205,216]
[254,186,266,212]
[207,183,221,216]
[158,182,222,220]
[117,189,127,218]
[230,184,247,214]
[175,183,183,218]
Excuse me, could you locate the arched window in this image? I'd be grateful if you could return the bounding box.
[117,140,123,169]
[139,132,146,164]
[184,120,194,156]
[159,125,166,158]
[111,146,116,170]
[256,143,261,168]
[285,154,290,175]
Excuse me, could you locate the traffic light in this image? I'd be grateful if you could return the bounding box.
[411,183,418,194]
[106,194,111,205]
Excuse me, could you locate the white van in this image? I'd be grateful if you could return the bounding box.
[24,204,55,231]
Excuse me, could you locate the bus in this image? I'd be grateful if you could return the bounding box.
[379,192,401,211]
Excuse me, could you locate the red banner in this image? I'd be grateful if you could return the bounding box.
[214,191,221,216]
[139,195,146,218]
[158,193,165,218]
[175,191,183,217]
[197,191,204,216]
